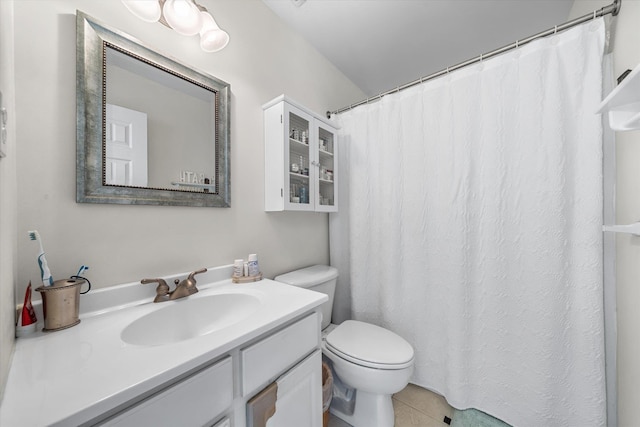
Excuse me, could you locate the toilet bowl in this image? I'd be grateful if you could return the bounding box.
[275,265,414,427]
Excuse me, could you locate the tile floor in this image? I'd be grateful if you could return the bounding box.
[328,383,454,427]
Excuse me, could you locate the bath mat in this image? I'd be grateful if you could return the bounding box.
[451,408,512,427]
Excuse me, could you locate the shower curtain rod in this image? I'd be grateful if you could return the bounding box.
[327,0,621,118]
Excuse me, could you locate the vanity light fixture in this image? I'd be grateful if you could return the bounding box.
[121,0,230,52]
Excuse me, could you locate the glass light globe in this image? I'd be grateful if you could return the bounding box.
[199,12,229,52]
[163,0,203,36]
[121,0,162,23]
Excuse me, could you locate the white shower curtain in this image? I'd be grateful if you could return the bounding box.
[330,19,606,427]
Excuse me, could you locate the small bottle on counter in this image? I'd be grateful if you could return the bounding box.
[233,259,244,277]
[243,262,249,277]
[248,254,260,277]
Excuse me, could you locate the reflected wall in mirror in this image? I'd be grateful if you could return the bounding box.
[77,11,230,207]
[105,47,216,190]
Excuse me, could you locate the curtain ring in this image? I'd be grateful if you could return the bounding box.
[480,53,483,62]
[593,10,597,19]
[446,66,450,73]
[515,40,519,48]
[554,25,558,34]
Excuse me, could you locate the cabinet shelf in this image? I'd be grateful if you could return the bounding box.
[597,63,640,131]
[619,109,640,130]
[289,171,310,180]
[290,138,309,147]
[319,149,333,157]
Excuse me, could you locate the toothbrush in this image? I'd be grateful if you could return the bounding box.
[75,265,89,277]
[28,230,54,287]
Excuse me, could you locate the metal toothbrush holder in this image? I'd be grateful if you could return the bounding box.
[36,278,86,332]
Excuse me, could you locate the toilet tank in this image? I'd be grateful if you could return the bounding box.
[274,265,338,330]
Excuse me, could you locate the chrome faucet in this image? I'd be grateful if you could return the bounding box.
[141,268,207,303]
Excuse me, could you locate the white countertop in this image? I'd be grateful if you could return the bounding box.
[0,265,326,427]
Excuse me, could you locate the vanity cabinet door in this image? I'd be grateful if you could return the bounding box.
[247,350,323,427]
[100,357,233,427]
[267,350,323,427]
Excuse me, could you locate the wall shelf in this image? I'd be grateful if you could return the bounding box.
[597,63,640,131]
[171,182,215,190]
[602,222,640,236]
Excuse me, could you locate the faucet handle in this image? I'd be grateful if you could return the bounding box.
[187,268,207,283]
[180,268,207,296]
[141,278,170,303]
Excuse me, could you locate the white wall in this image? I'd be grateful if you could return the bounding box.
[11,0,364,294]
[568,2,640,426]
[0,0,364,399]
[0,0,17,402]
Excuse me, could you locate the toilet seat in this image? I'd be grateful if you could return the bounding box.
[324,320,414,370]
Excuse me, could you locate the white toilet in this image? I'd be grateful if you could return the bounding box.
[275,265,414,427]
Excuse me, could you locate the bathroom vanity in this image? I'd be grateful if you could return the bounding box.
[0,265,327,427]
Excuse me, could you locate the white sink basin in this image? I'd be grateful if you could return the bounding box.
[121,293,262,346]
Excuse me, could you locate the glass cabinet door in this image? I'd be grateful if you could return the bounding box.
[285,104,314,211]
[315,124,337,212]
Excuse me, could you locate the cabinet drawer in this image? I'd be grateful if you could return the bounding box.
[102,357,233,427]
[241,313,319,395]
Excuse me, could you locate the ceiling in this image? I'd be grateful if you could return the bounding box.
[262,0,575,97]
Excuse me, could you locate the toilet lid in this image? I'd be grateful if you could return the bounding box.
[325,320,414,368]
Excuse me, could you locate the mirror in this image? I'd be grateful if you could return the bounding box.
[76,11,230,207]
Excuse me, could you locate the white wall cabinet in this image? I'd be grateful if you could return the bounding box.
[264,95,339,212]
